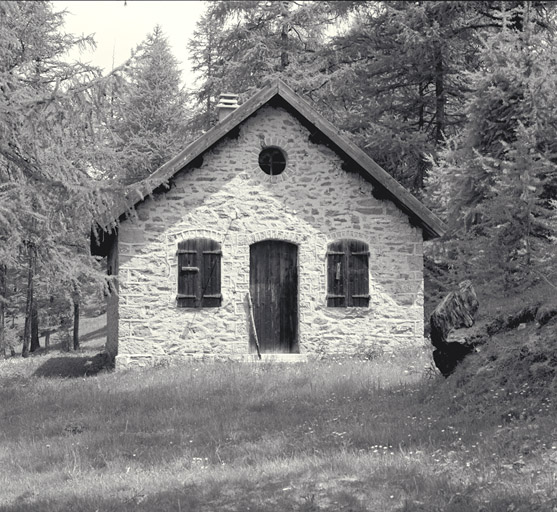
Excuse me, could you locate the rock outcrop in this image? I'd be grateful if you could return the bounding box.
[430,280,480,376]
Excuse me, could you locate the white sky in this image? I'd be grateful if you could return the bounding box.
[53,0,207,86]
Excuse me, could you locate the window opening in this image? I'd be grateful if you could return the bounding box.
[326,239,370,307]
[177,238,222,308]
[258,147,286,175]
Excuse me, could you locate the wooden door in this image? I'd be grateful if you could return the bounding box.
[249,241,298,353]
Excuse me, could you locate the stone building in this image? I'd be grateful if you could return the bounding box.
[92,80,445,368]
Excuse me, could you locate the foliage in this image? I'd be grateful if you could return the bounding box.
[318,1,480,191]
[428,2,557,290]
[0,1,126,355]
[112,25,190,184]
[188,1,545,196]
[187,9,228,132]
[188,1,341,130]
[0,7,195,357]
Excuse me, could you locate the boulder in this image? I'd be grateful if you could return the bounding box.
[433,342,475,377]
[430,280,479,348]
[535,304,557,327]
[430,280,479,376]
[487,304,540,335]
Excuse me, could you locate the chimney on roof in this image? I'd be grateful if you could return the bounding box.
[216,93,239,123]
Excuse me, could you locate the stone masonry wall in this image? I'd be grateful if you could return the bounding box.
[115,106,424,368]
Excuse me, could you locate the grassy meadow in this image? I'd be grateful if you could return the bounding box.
[1,335,556,511]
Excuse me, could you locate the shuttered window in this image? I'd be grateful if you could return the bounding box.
[176,238,222,308]
[327,239,370,307]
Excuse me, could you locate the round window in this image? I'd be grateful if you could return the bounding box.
[258,147,286,175]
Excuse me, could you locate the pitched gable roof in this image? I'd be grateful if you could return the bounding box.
[103,79,446,241]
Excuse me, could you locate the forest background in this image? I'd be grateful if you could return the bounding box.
[1,0,556,358]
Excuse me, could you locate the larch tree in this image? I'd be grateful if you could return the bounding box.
[188,10,226,132]
[428,2,557,290]
[187,1,341,129]
[113,25,190,185]
[318,1,509,193]
[0,0,124,356]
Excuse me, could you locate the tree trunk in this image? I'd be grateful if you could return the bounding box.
[281,26,289,69]
[413,81,427,190]
[205,43,213,130]
[30,301,39,352]
[434,42,445,144]
[206,91,212,130]
[418,82,425,131]
[280,2,290,70]
[0,264,6,359]
[73,299,80,351]
[22,244,36,358]
[60,312,71,352]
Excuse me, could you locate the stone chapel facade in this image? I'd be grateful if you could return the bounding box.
[92,80,445,368]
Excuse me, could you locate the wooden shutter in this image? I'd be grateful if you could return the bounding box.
[176,238,222,308]
[177,240,199,308]
[327,241,346,307]
[348,240,370,307]
[327,239,369,308]
[200,239,222,307]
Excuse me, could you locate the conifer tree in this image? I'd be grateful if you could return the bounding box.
[188,10,226,132]
[187,1,339,128]
[321,1,501,192]
[0,1,124,355]
[428,2,557,288]
[113,25,190,184]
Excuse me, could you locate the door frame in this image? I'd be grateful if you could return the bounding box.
[248,239,299,354]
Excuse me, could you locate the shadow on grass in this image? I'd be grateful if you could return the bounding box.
[79,324,107,343]
[33,357,91,378]
[32,351,114,378]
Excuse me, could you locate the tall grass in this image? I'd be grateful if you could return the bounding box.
[1,350,556,511]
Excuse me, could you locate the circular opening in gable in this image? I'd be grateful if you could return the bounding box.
[258,147,286,175]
